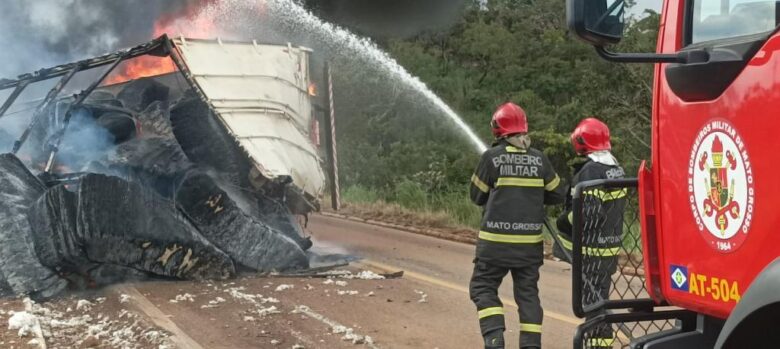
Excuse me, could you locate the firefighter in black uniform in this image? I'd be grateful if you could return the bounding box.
[555,117,627,348]
[469,103,565,349]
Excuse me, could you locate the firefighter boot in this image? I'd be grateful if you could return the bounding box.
[483,329,505,349]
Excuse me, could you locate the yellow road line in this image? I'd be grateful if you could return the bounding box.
[360,259,582,326]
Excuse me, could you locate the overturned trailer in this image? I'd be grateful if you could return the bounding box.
[0,35,342,299]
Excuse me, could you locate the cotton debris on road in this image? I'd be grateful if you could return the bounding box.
[169,293,196,303]
[414,290,428,303]
[119,294,133,304]
[201,297,227,309]
[76,300,93,311]
[225,287,261,303]
[320,270,386,280]
[7,311,39,337]
[343,271,385,280]
[254,306,281,317]
[6,297,171,348]
[275,284,294,292]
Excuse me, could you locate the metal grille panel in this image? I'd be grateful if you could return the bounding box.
[572,178,677,347]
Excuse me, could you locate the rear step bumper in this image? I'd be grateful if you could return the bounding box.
[574,307,728,349]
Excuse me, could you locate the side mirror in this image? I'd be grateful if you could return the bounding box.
[566,0,686,64]
[567,0,626,46]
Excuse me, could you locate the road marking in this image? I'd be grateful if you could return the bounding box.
[294,305,380,349]
[114,285,205,349]
[22,298,47,349]
[360,260,582,326]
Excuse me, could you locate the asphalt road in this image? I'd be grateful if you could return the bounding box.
[0,214,583,349]
[308,214,582,349]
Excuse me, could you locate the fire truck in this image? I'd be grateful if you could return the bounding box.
[565,0,780,348]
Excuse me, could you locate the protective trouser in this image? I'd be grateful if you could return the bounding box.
[469,259,543,348]
[583,256,618,348]
[555,231,619,347]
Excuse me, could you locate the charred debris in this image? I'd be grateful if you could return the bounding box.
[0,35,344,300]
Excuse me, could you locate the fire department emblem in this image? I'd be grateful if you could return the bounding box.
[688,120,754,253]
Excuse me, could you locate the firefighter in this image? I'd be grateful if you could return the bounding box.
[469,102,565,349]
[554,117,627,348]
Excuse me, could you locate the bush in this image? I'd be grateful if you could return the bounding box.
[393,180,428,209]
[342,185,380,204]
[339,179,485,229]
[431,190,482,228]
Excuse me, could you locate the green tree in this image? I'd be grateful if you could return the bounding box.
[328,0,659,226]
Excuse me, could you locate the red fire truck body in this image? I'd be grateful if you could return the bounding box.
[569,0,780,347]
[645,0,777,319]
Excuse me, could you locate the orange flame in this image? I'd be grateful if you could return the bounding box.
[308,83,317,97]
[103,56,178,86]
[103,0,221,86]
[101,0,270,86]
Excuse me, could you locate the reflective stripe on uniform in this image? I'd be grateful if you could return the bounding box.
[479,231,544,244]
[472,174,490,193]
[587,337,615,347]
[567,211,573,224]
[559,234,573,251]
[478,306,504,319]
[584,188,627,201]
[585,246,620,256]
[505,146,526,153]
[558,234,619,256]
[520,323,542,333]
[544,175,561,191]
[495,177,544,188]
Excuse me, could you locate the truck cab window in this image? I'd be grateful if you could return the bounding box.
[690,0,778,44]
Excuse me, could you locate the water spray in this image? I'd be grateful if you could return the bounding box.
[264,0,488,153]
[196,0,488,154]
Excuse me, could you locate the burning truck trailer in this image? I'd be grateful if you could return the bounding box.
[0,35,343,300]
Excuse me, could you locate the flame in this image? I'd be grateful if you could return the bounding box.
[103,0,221,86]
[308,83,317,97]
[103,56,178,86]
[100,0,271,86]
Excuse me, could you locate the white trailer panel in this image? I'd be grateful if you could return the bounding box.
[172,37,324,203]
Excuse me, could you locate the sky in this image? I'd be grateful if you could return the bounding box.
[636,0,663,12]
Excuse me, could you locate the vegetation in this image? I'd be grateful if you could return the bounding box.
[327,0,659,228]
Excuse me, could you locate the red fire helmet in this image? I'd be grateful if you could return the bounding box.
[571,117,611,155]
[491,103,528,138]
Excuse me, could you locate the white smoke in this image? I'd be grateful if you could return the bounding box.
[56,108,117,172]
[0,0,189,79]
